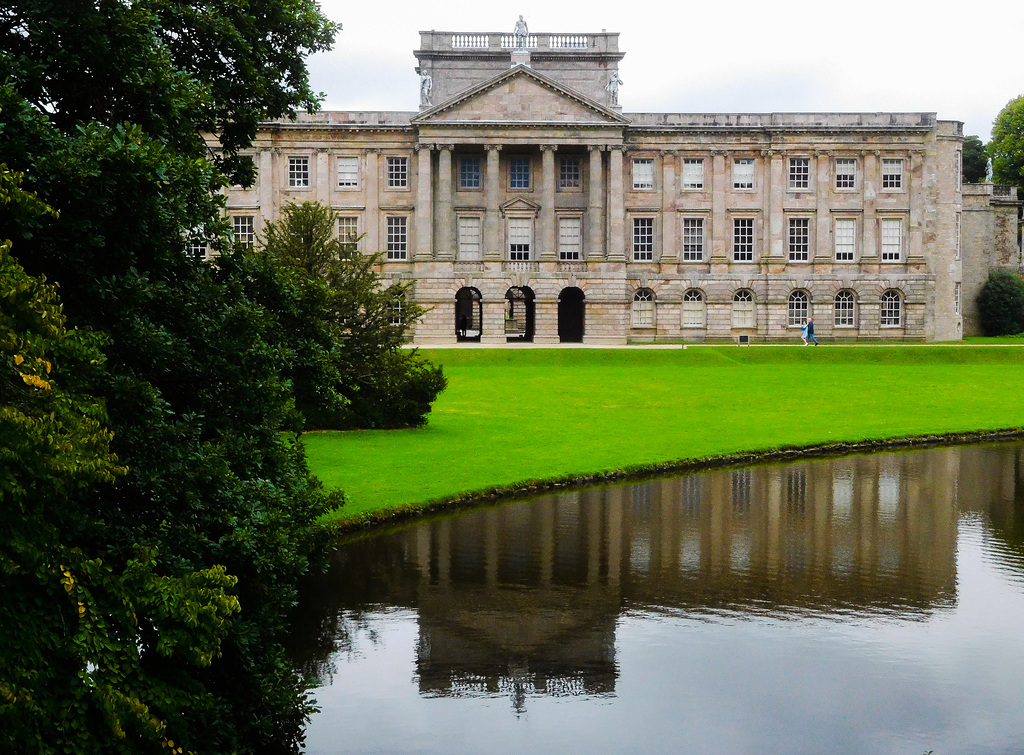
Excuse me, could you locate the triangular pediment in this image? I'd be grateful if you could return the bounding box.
[412,66,629,125]
[499,197,541,214]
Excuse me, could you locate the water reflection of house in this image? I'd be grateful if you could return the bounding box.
[403,451,959,701]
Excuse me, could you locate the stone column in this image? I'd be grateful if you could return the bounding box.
[768,150,785,262]
[607,145,625,261]
[258,148,275,229]
[661,151,678,263]
[414,143,433,261]
[540,145,557,260]
[711,150,727,264]
[484,145,502,260]
[908,149,924,262]
[436,144,454,260]
[315,148,330,205]
[814,151,830,263]
[862,151,879,270]
[363,148,379,254]
[588,146,605,260]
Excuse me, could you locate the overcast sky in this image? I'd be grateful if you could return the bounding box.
[306,0,1020,143]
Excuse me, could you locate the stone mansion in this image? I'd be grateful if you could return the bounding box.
[215,22,1020,343]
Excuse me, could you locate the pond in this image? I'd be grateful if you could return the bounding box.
[289,443,1024,754]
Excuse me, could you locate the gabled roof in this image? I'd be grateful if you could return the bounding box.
[412,65,629,126]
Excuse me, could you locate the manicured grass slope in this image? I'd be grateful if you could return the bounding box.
[304,346,1024,522]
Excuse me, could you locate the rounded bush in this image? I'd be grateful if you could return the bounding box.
[978,269,1024,335]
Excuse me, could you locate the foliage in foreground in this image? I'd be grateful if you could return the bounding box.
[1,0,341,751]
[257,201,447,429]
[977,269,1024,336]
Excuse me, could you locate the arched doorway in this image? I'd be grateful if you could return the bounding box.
[505,287,535,342]
[455,287,482,342]
[558,287,585,343]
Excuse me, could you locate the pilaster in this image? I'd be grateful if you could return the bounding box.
[485,145,502,260]
[436,145,454,260]
[540,145,557,261]
[608,146,625,261]
[588,146,605,259]
[414,144,434,261]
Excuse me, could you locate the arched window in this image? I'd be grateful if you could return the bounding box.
[834,290,855,328]
[682,289,706,327]
[880,289,902,327]
[733,289,754,328]
[788,290,809,327]
[632,288,655,328]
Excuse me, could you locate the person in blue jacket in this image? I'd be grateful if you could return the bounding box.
[805,317,819,345]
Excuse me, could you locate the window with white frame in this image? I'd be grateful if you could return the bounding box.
[882,159,903,189]
[386,216,408,260]
[788,290,809,326]
[460,157,481,189]
[682,290,706,327]
[835,218,856,261]
[682,158,704,189]
[632,158,654,190]
[508,217,532,260]
[788,217,810,261]
[389,291,406,326]
[387,156,408,188]
[232,215,254,247]
[558,217,582,260]
[337,216,359,251]
[682,217,704,261]
[733,217,754,261]
[955,282,962,315]
[733,289,754,328]
[835,158,857,189]
[288,156,310,187]
[457,216,482,260]
[632,217,654,261]
[789,157,810,189]
[881,218,902,261]
[632,288,655,327]
[733,158,755,189]
[337,156,359,187]
[880,290,902,326]
[559,157,581,189]
[509,157,531,189]
[185,237,207,260]
[834,290,855,327]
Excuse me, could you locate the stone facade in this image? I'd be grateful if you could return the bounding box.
[961,184,1022,335]
[217,24,1020,344]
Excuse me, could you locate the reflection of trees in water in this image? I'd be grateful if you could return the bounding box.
[968,444,1024,573]
[285,531,422,682]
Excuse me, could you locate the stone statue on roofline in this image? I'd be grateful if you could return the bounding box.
[419,70,433,106]
[606,70,623,106]
[514,15,529,49]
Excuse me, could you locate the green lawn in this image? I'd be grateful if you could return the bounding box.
[304,345,1024,524]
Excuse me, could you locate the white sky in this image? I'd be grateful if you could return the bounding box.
[306,0,1021,143]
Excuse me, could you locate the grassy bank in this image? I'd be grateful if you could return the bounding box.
[304,346,1024,525]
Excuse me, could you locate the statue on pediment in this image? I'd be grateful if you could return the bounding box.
[514,15,528,49]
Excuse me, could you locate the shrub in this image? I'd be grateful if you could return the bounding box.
[978,269,1024,335]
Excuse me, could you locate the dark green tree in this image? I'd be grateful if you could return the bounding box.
[977,269,1024,336]
[258,201,447,429]
[962,135,989,183]
[990,96,1024,197]
[0,1,342,751]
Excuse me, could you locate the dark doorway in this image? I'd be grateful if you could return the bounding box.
[505,287,535,342]
[455,287,482,342]
[558,287,585,343]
